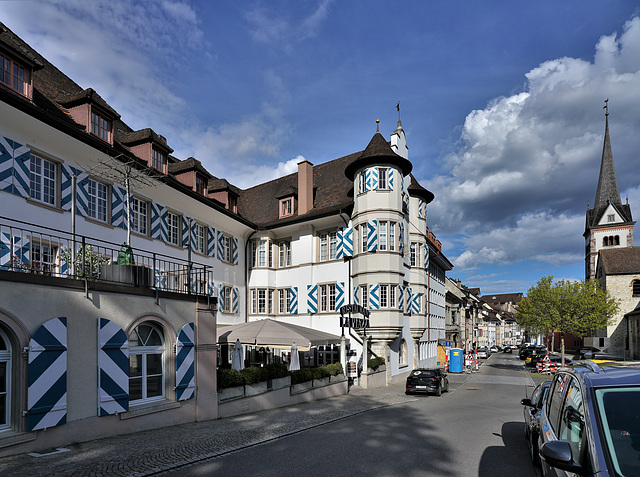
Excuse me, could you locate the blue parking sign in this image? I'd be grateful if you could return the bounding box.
[445,341,451,347]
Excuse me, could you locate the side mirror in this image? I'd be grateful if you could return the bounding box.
[540,441,584,474]
[520,398,533,407]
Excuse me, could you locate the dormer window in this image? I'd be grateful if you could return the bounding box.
[196,175,206,195]
[280,197,293,218]
[152,148,166,173]
[1,53,30,97]
[91,111,111,142]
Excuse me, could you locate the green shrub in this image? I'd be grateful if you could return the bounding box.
[217,368,244,391]
[326,362,344,376]
[368,356,385,370]
[265,362,289,380]
[241,366,269,385]
[310,366,331,380]
[290,369,312,385]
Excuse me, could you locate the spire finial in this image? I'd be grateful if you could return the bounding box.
[604,98,609,117]
[376,118,380,133]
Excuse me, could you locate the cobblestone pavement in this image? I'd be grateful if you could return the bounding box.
[0,375,472,477]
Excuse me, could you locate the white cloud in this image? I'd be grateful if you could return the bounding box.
[428,16,640,272]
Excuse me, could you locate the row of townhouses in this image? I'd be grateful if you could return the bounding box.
[445,281,524,351]
[0,22,452,455]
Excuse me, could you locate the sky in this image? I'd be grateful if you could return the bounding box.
[3,0,640,295]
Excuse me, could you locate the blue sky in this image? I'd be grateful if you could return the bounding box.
[4,1,640,295]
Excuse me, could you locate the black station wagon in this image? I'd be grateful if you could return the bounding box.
[405,368,449,396]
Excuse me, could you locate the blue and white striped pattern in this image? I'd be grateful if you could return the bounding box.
[388,169,394,190]
[176,323,195,401]
[207,227,216,257]
[99,318,129,416]
[365,167,378,191]
[154,269,168,290]
[232,287,239,313]
[217,231,224,261]
[418,199,425,218]
[0,233,29,269]
[337,227,353,259]
[182,216,191,248]
[189,219,197,250]
[353,286,359,306]
[424,243,430,269]
[151,203,167,241]
[411,293,421,314]
[233,238,239,265]
[406,287,413,315]
[60,164,75,211]
[207,280,215,297]
[219,284,226,312]
[398,285,404,311]
[336,229,344,259]
[307,284,318,314]
[290,287,298,314]
[367,220,378,252]
[75,172,90,217]
[28,317,67,431]
[369,284,379,310]
[111,186,128,229]
[0,136,30,198]
[398,222,405,255]
[336,282,345,310]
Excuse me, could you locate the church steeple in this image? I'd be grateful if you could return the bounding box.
[593,101,622,213]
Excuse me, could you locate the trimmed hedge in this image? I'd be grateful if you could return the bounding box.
[217,368,244,391]
[265,362,289,379]
[368,356,385,370]
[290,369,312,385]
[326,362,344,376]
[241,366,269,385]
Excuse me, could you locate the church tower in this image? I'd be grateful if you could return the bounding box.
[584,102,635,279]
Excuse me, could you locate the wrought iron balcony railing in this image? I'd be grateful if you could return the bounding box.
[0,216,216,297]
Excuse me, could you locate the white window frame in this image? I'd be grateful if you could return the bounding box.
[87,178,108,222]
[29,154,57,206]
[251,288,273,314]
[319,283,337,312]
[222,234,233,263]
[361,285,368,310]
[378,167,388,190]
[131,196,149,236]
[360,224,368,254]
[379,222,387,251]
[280,197,293,218]
[278,241,291,268]
[357,171,366,194]
[129,323,165,405]
[30,238,58,275]
[223,285,232,312]
[166,211,181,246]
[380,284,388,308]
[319,231,337,261]
[194,223,206,254]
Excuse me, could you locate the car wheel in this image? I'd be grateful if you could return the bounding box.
[530,432,540,467]
[436,385,442,396]
[444,381,449,393]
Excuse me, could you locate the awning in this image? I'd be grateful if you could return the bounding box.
[217,319,344,351]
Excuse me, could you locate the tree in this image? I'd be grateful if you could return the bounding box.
[517,276,620,365]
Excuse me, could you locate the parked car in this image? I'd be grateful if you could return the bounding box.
[520,346,546,361]
[537,361,640,476]
[521,381,551,466]
[503,346,513,353]
[405,368,449,396]
[490,346,499,353]
[477,347,490,359]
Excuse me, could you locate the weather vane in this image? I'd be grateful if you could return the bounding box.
[603,98,609,116]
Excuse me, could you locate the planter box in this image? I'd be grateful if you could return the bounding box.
[245,381,268,397]
[218,385,244,402]
[291,381,313,394]
[100,264,152,287]
[312,377,330,388]
[268,376,291,390]
[368,364,386,374]
[329,373,346,384]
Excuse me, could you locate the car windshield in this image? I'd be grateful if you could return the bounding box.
[411,370,436,377]
[594,386,640,477]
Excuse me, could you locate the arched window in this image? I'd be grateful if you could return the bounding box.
[603,237,609,247]
[633,280,640,297]
[129,323,165,404]
[615,236,620,246]
[0,329,11,431]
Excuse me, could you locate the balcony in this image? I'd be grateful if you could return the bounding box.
[0,216,216,298]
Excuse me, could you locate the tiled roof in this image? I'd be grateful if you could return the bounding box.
[208,177,241,196]
[344,132,413,180]
[119,128,173,152]
[56,87,121,118]
[168,157,212,178]
[0,22,44,69]
[239,151,360,227]
[598,247,640,275]
[408,174,434,204]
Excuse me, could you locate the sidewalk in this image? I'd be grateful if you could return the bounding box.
[0,377,468,477]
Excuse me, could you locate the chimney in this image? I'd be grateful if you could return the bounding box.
[298,160,314,215]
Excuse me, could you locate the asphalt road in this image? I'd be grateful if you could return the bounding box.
[164,352,540,477]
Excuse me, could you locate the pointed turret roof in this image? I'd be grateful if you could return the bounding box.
[586,112,633,229]
[344,131,413,180]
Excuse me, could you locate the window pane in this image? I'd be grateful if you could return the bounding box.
[129,354,142,378]
[0,362,5,393]
[129,376,142,401]
[146,375,163,398]
[146,353,163,375]
[329,232,337,259]
[146,328,162,346]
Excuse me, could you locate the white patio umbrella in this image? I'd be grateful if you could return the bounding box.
[232,338,244,371]
[289,342,300,371]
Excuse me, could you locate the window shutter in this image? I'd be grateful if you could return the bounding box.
[207,226,216,257]
[353,286,360,306]
[232,287,239,313]
[336,282,345,310]
[343,227,353,257]
[151,202,167,241]
[155,269,167,290]
[365,168,372,191]
[307,284,318,314]
[189,219,197,249]
[233,238,239,265]
[219,284,225,312]
[367,220,378,252]
[371,167,379,190]
[369,284,379,310]
[28,317,67,431]
[207,278,215,297]
[424,243,430,269]
[111,185,128,229]
[398,285,404,311]
[98,318,129,416]
[182,216,191,248]
[217,231,224,260]
[419,199,425,218]
[412,293,420,314]
[388,168,394,190]
[60,164,74,211]
[176,323,195,401]
[76,172,89,217]
[398,222,405,255]
[0,136,30,198]
[289,287,298,314]
[406,287,412,315]
[1,233,29,269]
[336,229,344,260]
